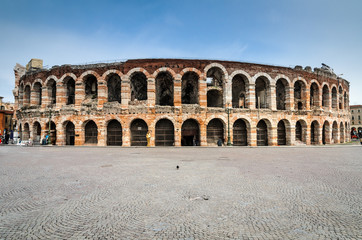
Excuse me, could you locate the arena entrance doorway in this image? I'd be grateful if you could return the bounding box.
[181,119,200,146]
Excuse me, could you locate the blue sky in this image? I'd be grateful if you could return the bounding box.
[1,0,361,104]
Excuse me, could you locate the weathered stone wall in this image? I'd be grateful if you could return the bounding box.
[13,59,350,146]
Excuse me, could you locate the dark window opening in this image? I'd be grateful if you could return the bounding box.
[107,74,122,103]
[322,85,329,108]
[232,75,248,108]
[233,119,247,146]
[66,78,75,105]
[296,121,302,142]
[182,72,199,104]
[255,77,269,109]
[48,80,56,105]
[65,121,75,145]
[155,119,174,146]
[107,120,122,146]
[24,86,31,106]
[277,121,286,145]
[156,72,174,106]
[181,119,200,146]
[257,120,268,146]
[276,79,287,110]
[34,83,42,106]
[207,89,223,108]
[85,121,98,144]
[130,72,147,101]
[310,83,319,108]
[23,123,30,140]
[85,76,98,99]
[332,87,337,109]
[206,67,223,87]
[207,119,224,146]
[33,122,41,143]
[130,119,148,146]
[338,87,343,109]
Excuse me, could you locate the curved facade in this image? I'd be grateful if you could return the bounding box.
[13,59,350,146]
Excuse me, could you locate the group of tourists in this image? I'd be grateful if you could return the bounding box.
[0,129,13,144]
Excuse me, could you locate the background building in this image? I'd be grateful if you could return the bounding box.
[13,59,350,146]
[350,105,362,135]
[0,96,14,136]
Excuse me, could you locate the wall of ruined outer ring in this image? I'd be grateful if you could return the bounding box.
[13,59,350,146]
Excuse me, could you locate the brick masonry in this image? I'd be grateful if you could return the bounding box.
[13,59,350,146]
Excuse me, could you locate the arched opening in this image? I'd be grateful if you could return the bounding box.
[84,120,98,144]
[65,121,75,145]
[294,80,306,110]
[156,72,174,106]
[233,119,248,146]
[84,75,98,100]
[24,85,31,106]
[155,119,174,146]
[322,85,329,108]
[207,119,224,146]
[33,82,42,106]
[207,89,223,107]
[332,121,338,144]
[107,120,122,146]
[338,86,343,110]
[295,121,302,142]
[332,87,337,109]
[276,79,288,110]
[207,67,224,107]
[344,92,348,110]
[277,120,286,145]
[130,72,147,101]
[130,119,148,146]
[181,119,200,146]
[18,84,24,107]
[65,77,75,105]
[45,121,57,145]
[310,83,319,108]
[107,74,122,103]
[232,74,248,108]
[257,120,268,146]
[23,123,30,141]
[322,121,330,144]
[33,122,41,143]
[182,72,199,104]
[47,79,57,105]
[339,122,344,143]
[255,77,269,109]
[311,121,319,144]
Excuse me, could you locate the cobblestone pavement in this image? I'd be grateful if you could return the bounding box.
[0,145,361,240]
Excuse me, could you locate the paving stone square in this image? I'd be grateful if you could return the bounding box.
[0,145,361,240]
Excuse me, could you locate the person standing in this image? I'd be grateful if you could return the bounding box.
[146,130,151,147]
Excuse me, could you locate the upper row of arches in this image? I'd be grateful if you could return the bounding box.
[18,63,349,111]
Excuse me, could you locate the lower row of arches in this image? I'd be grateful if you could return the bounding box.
[19,118,349,146]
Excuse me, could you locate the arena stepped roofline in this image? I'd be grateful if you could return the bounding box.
[18,58,347,82]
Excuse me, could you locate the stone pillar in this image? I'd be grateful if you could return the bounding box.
[56,83,66,110]
[147,78,155,108]
[250,126,257,146]
[98,121,106,146]
[41,86,49,109]
[30,88,36,106]
[174,76,182,107]
[74,123,83,146]
[123,124,131,147]
[318,125,323,145]
[174,114,182,147]
[287,87,293,110]
[200,119,207,146]
[75,81,84,110]
[56,122,65,146]
[305,88,310,110]
[199,76,207,108]
[269,85,276,110]
[225,77,232,108]
[121,76,130,109]
[97,80,107,107]
[269,126,278,146]
[289,123,295,146]
[305,124,311,145]
[248,84,256,110]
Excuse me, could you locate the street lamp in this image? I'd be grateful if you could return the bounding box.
[226,106,232,146]
[48,108,52,145]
